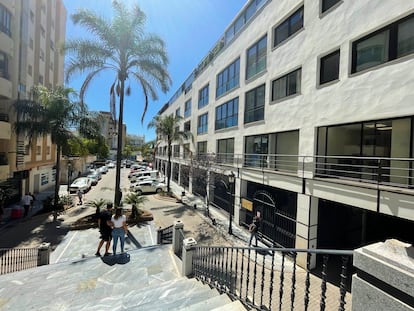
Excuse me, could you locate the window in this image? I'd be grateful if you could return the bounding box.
[30,10,34,23]
[246,35,267,80]
[184,99,191,118]
[245,134,268,167]
[40,49,45,61]
[272,68,301,101]
[183,143,190,159]
[197,113,208,134]
[50,40,55,51]
[29,38,33,50]
[39,75,44,85]
[0,52,9,79]
[28,65,32,76]
[198,84,209,109]
[197,141,207,156]
[320,50,340,84]
[216,58,240,98]
[36,146,41,155]
[217,138,234,164]
[40,25,45,38]
[274,6,304,47]
[173,145,180,157]
[321,0,340,13]
[50,62,54,71]
[352,13,414,73]
[25,145,30,155]
[215,97,239,130]
[0,4,11,37]
[46,146,50,155]
[184,120,191,132]
[175,107,181,117]
[244,84,265,124]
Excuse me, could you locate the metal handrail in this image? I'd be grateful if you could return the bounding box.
[157,224,173,244]
[192,245,353,311]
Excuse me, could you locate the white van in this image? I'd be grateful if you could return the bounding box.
[129,170,160,182]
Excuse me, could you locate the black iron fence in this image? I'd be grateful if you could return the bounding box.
[157,224,173,244]
[192,246,353,311]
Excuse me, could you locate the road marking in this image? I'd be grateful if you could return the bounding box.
[54,231,78,263]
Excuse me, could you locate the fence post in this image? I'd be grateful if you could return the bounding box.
[37,242,51,266]
[157,227,162,244]
[182,237,197,277]
[173,220,184,254]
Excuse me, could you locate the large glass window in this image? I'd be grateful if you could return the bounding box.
[320,50,340,85]
[244,84,265,124]
[215,97,238,130]
[197,113,208,134]
[184,99,192,117]
[245,134,268,167]
[0,52,8,79]
[197,141,207,156]
[272,68,301,101]
[217,138,234,164]
[198,84,209,109]
[246,35,267,80]
[274,6,304,47]
[0,4,11,37]
[352,14,414,73]
[216,58,240,98]
[184,120,191,132]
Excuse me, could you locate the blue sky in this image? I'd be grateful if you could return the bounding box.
[63,0,247,142]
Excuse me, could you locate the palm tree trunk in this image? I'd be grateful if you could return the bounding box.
[53,145,61,221]
[167,142,172,193]
[114,79,125,207]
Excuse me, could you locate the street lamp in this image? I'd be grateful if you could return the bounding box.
[228,171,235,235]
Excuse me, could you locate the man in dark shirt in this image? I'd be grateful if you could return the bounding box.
[95,203,113,256]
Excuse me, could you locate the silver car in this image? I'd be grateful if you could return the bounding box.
[130,180,167,195]
[69,177,92,193]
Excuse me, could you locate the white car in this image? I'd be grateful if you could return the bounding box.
[69,177,92,193]
[130,176,160,184]
[98,166,108,174]
[107,162,115,168]
[130,180,167,195]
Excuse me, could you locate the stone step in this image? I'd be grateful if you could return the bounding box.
[181,291,236,310]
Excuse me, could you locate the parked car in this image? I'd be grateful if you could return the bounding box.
[90,169,102,180]
[98,166,108,174]
[130,176,160,185]
[129,180,167,195]
[69,177,92,193]
[129,170,160,182]
[107,162,115,168]
[87,173,99,186]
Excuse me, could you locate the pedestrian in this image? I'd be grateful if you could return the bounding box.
[29,192,35,209]
[96,203,113,256]
[110,208,128,255]
[22,192,32,217]
[248,216,260,247]
[77,189,83,205]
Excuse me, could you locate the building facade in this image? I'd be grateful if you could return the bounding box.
[155,0,414,265]
[0,0,66,202]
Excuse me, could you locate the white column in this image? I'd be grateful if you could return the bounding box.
[182,237,197,277]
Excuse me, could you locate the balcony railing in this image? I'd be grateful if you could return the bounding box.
[0,245,50,275]
[193,246,353,310]
[161,153,414,190]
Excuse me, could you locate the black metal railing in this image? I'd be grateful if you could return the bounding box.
[0,113,9,122]
[0,247,46,275]
[192,246,353,311]
[157,225,173,244]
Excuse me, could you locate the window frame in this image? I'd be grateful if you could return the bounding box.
[319,49,340,85]
[321,0,341,14]
[271,68,302,101]
[273,6,304,47]
[351,13,414,74]
[0,4,12,37]
[184,99,192,118]
[197,113,208,135]
[216,58,240,98]
[244,84,265,124]
[246,35,267,80]
[215,97,239,130]
[198,84,209,109]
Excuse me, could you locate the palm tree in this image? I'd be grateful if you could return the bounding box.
[123,192,148,222]
[14,85,101,219]
[64,1,171,206]
[148,115,192,193]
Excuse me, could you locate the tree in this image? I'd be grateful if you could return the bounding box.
[64,1,171,206]
[14,85,101,218]
[148,115,192,193]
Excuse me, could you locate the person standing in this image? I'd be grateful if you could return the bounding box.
[96,203,113,256]
[248,216,260,247]
[110,208,128,255]
[77,189,83,205]
[22,192,32,217]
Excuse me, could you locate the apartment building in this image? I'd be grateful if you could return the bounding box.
[155,0,414,265]
[0,0,66,202]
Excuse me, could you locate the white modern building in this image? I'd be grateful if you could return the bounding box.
[155,0,414,264]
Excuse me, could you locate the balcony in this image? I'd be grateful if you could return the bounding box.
[0,113,11,139]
